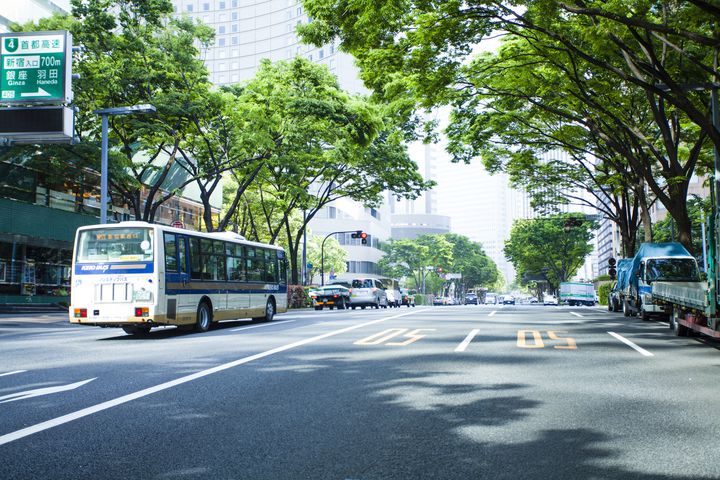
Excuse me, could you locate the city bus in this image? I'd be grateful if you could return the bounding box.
[69,221,288,335]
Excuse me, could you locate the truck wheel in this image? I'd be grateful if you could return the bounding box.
[640,304,649,321]
[673,316,688,337]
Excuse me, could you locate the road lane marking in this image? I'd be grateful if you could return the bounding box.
[488,311,497,317]
[0,309,427,446]
[230,319,296,331]
[608,332,654,357]
[455,329,480,352]
[570,312,584,318]
[0,370,27,377]
[0,378,96,404]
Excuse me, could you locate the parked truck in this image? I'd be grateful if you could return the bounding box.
[622,242,700,321]
[649,246,720,338]
[559,282,595,306]
[608,258,632,312]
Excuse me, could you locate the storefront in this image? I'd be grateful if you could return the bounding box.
[0,198,96,305]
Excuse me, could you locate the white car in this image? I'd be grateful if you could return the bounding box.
[543,294,559,306]
[349,278,388,309]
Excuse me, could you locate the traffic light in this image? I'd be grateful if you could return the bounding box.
[608,257,617,279]
[351,230,368,244]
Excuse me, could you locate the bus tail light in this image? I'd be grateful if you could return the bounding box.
[135,307,149,317]
[74,308,87,318]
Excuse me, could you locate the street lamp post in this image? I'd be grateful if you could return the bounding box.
[93,104,156,224]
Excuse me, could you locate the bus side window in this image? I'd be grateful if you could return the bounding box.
[177,236,188,274]
[164,233,177,272]
[189,237,202,280]
[266,259,277,283]
[279,258,287,285]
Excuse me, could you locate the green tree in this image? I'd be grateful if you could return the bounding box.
[299,1,717,253]
[504,214,596,292]
[306,235,348,284]
[229,58,432,283]
[440,233,499,293]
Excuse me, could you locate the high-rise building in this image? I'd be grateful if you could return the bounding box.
[171,0,391,282]
[390,141,451,239]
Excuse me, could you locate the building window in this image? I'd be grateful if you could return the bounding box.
[319,49,324,59]
[218,38,225,47]
[297,6,302,16]
[186,4,193,12]
[219,1,226,8]
[202,3,209,11]
[232,0,238,6]
[231,36,238,45]
[232,24,238,33]
[219,26,226,34]
[232,12,238,20]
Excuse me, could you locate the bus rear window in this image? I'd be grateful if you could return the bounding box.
[76,228,154,263]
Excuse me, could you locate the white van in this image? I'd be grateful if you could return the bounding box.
[485,293,498,305]
[379,278,402,307]
[350,278,389,309]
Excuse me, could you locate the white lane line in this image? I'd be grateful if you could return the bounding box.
[0,378,96,404]
[608,332,654,357]
[230,319,296,331]
[488,311,497,317]
[0,370,27,377]
[455,329,480,352]
[570,312,584,318]
[0,309,427,447]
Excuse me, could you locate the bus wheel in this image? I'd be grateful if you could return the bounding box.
[122,325,150,336]
[262,299,275,322]
[195,302,212,332]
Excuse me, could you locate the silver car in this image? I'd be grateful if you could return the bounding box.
[350,278,388,309]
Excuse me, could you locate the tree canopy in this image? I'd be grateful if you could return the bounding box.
[504,214,596,292]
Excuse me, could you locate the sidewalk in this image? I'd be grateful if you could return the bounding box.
[0,312,69,325]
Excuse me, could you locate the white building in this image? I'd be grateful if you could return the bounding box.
[390,141,451,239]
[171,0,392,281]
[0,1,70,32]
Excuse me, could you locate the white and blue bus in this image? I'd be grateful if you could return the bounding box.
[69,221,288,335]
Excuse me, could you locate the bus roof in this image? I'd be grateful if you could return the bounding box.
[76,221,284,251]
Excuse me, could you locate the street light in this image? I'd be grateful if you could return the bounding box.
[93,104,157,224]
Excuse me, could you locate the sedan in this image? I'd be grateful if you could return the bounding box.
[465,293,478,305]
[308,285,351,310]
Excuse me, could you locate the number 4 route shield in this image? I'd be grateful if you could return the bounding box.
[0,31,72,105]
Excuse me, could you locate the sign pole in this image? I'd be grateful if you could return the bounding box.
[100,114,109,224]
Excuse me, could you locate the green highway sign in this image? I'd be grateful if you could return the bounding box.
[0,31,72,105]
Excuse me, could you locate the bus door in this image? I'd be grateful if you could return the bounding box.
[163,233,188,322]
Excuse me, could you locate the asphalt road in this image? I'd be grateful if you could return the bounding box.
[1,304,719,479]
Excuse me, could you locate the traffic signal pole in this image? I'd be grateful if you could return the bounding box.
[320,229,365,286]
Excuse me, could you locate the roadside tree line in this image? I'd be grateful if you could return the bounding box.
[7,0,433,283]
[379,233,501,296]
[299,0,719,278]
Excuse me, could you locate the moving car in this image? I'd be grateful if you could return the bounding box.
[543,294,559,306]
[465,292,478,305]
[308,285,351,310]
[400,289,416,307]
[433,296,451,305]
[485,293,498,305]
[501,294,515,305]
[349,278,388,309]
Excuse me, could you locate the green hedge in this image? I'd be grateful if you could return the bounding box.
[597,281,612,306]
